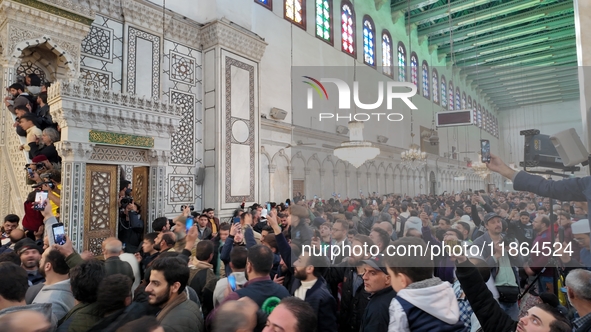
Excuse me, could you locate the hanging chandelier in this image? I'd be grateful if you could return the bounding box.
[334,121,380,168]
[472,156,490,179]
[401,107,427,171]
[401,143,427,170]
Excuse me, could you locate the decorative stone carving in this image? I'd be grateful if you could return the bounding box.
[37,0,95,21]
[168,174,194,204]
[201,20,267,62]
[55,141,95,161]
[89,146,149,164]
[48,80,181,137]
[89,130,154,148]
[149,150,171,165]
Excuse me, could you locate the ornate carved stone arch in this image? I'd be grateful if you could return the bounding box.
[10,36,77,79]
[271,149,291,168]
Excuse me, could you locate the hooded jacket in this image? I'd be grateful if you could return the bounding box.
[388,277,466,332]
[33,279,75,326]
[403,217,422,236]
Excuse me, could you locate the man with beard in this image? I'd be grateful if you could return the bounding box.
[145,256,204,332]
[1,214,20,246]
[153,232,176,253]
[31,249,74,326]
[14,238,44,286]
[197,214,213,241]
[290,252,336,332]
[4,83,32,114]
[524,215,554,294]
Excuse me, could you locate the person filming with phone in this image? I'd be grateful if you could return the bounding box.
[118,180,143,253]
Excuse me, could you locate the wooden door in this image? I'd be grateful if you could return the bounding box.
[84,164,119,257]
[132,166,149,226]
[293,180,304,199]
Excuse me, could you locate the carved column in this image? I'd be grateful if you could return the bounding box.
[55,141,94,252]
[200,20,267,217]
[148,150,170,230]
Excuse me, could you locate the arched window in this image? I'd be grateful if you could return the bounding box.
[382,30,393,77]
[341,1,355,56]
[285,0,306,28]
[441,75,447,108]
[455,88,461,110]
[483,109,487,131]
[432,69,439,105]
[462,92,466,109]
[362,16,376,67]
[448,81,454,110]
[477,104,482,127]
[467,96,472,110]
[410,52,418,87]
[397,42,406,82]
[315,0,332,43]
[255,0,272,10]
[422,61,429,99]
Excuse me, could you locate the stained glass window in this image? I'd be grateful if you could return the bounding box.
[382,31,393,77]
[397,42,406,82]
[441,75,447,108]
[462,93,466,110]
[410,52,418,87]
[422,61,429,99]
[472,99,477,125]
[362,16,375,67]
[432,69,439,104]
[255,0,272,10]
[483,109,487,131]
[477,104,482,127]
[448,81,454,110]
[341,1,355,56]
[285,0,305,28]
[315,0,332,42]
[455,88,461,110]
[467,96,472,110]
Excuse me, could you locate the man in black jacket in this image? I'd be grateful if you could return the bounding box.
[359,256,395,332]
[290,253,336,332]
[102,238,135,283]
[454,255,571,332]
[326,235,373,332]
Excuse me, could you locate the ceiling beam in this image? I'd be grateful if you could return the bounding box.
[450,28,574,63]
[494,91,579,105]
[485,82,580,97]
[390,0,441,13]
[457,40,576,67]
[476,70,577,90]
[408,0,493,25]
[491,89,580,103]
[466,61,576,82]
[460,53,577,75]
[419,0,545,37]
[497,95,579,109]
[426,2,573,45]
[435,16,575,53]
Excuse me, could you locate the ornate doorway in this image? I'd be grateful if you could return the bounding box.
[83,164,119,257]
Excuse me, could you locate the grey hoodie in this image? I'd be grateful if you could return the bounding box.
[403,216,423,236]
[33,279,75,327]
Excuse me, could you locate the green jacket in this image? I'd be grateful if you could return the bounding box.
[57,302,101,332]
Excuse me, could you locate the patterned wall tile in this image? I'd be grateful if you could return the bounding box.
[168,174,195,204]
[80,68,111,89]
[80,15,123,91]
[16,60,48,83]
[169,51,196,85]
[224,56,255,203]
[169,90,195,165]
[127,26,161,98]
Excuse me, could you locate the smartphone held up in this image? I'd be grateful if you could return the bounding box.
[33,191,49,211]
[52,223,66,246]
[480,139,491,163]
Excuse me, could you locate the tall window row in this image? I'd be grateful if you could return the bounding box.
[257,0,499,138]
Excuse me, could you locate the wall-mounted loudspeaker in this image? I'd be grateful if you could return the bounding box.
[269,107,287,120]
[550,128,589,167]
[195,167,206,185]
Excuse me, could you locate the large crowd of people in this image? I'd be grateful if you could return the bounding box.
[1,153,591,332]
[3,75,591,332]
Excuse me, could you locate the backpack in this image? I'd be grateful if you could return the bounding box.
[190,268,219,318]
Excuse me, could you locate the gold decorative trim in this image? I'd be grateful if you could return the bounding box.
[12,0,94,25]
[89,130,154,148]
